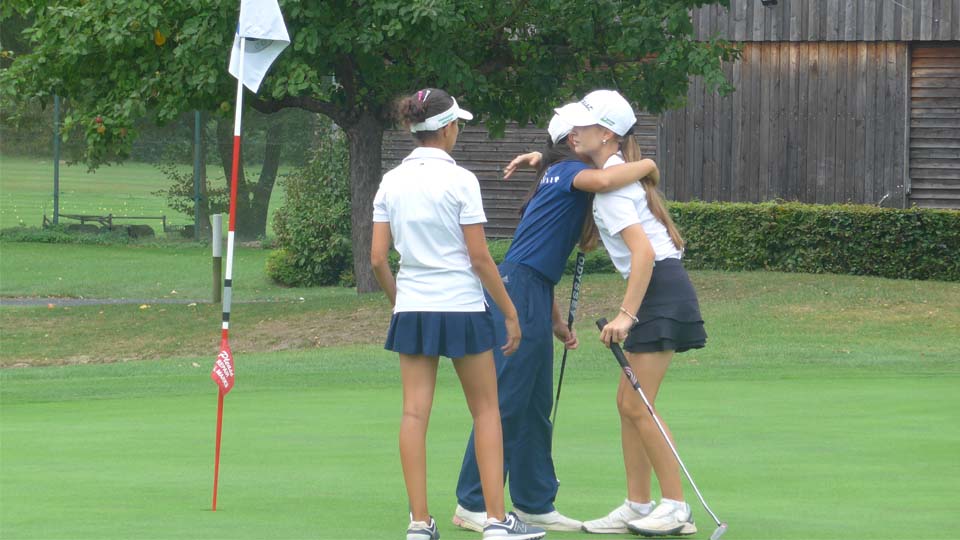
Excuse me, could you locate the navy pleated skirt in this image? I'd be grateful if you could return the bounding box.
[623,258,707,354]
[384,309,496,359]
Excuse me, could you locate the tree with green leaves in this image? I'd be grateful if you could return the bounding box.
[2,0,736,292]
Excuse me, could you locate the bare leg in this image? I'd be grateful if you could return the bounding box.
[399,354,439,522]
[618,350,684,501]
[618,380,653,503]
[453,350,506,522]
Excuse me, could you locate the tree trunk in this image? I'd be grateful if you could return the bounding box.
[345,113,384,294]
[196,111,211,237]
[215,117,279,241]
[238,121,282,240]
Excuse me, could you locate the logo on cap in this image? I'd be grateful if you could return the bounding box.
[581,99,593,111]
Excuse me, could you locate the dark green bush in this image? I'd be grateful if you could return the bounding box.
[269,192,958,287]
[0,225,135,245]
[673,202,959,281]
[268,129,352,287]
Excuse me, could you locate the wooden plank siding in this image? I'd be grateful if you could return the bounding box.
[661,42,910,207]
[909,43,960,209]
[382,117,659,238]
[694,0,960,42]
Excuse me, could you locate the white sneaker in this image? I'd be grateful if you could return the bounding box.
[483,512,546,539]
[407,515,440,540]
[582,500,656,534]
[513,508,582,531]
[452,504,487,532]
[627,501,697,537]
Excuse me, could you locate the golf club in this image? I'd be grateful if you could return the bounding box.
[596,318,728,540]
[551,251,585,431]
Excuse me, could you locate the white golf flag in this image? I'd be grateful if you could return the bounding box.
[228,0,290,93]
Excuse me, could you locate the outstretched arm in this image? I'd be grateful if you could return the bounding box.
[573,158,660,193]
[503,151,543,179]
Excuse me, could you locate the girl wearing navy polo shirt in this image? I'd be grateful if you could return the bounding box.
[372,88,546,540]
[556,90,707,537]
[454,114,664,533]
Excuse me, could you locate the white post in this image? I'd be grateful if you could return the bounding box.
[212,214,223,303]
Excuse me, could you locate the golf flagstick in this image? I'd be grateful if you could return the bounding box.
[551,251,585,431]
[596,318,728,540]
[209,36,245,513]
[210,1,289,511]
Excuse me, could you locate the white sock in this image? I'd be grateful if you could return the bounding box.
[660,498,686,510]
[627,499,655,514]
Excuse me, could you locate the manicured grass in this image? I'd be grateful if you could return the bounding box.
[0,155,288,234]
[2,242,958,538]
[3,245,959,370]
[2,346,957,540]
[0,242,291,300]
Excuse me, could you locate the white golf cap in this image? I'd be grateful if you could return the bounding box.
[410,96,473,133]
[554,90,637,136]
[547,113,573,144]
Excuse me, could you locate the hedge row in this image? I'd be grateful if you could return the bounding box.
[670,202,959,282]
[0,224,141,245]
[270,198,959,286]
[484,203,960,282]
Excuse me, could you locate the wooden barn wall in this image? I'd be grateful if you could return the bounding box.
[660,41,909,207]
[382,116,658,238]
[909,43,960,209]
[693,0,959,42]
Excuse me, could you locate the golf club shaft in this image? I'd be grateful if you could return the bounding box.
[552,252,586,426]
[596,318,725,529]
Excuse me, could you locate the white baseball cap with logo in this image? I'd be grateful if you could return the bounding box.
[547,113,573,144]
[554,89,637,136]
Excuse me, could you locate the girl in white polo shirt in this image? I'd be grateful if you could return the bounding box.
[371,88,546,540]
[555,90,707,537]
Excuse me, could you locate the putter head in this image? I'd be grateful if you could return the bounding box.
[709,523,728,540]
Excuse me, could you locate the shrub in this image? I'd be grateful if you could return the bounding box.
[0,225,135,245]
[268,128,352,286]
[558,202,960,281]
[673,202,959,281]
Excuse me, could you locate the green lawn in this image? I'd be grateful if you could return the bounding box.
[2,244,959,538]
[0,155,288,234]
[2,345,957,540]
[0,242,287,300]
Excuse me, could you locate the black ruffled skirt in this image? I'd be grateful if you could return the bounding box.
[623,258,707,354]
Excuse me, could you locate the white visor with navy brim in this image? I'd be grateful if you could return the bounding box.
[410,98,474,133]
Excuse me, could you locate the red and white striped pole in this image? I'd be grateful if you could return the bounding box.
[211,36,245,513]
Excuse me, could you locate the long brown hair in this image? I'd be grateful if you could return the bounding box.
[620,133,684,250]
[518,139,599,252]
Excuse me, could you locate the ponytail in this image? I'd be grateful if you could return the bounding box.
[394,88,452,143]
[619,135,684,251]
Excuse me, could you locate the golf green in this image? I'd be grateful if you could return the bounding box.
[2,344,956,539]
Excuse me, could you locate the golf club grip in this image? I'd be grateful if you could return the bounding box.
[596,318,632,371]
[567,252,586,327]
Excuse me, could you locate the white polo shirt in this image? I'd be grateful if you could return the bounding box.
[373,147,488,312]
[593,154,682,279]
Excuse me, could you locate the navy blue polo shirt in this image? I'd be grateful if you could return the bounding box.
[503,159,591,284]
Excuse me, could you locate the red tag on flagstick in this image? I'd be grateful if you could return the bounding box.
[211,340,235,395]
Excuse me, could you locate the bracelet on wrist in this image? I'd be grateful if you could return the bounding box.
[619,306,640,325]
